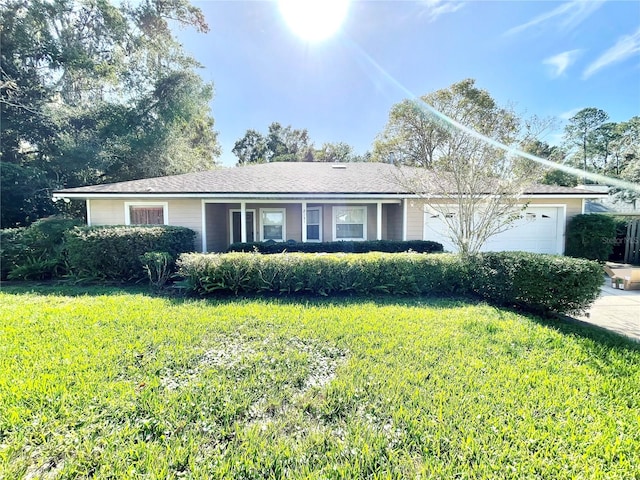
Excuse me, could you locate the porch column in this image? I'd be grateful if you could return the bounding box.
[240,201,247,243]
[301,201,307,243]
[86,199,92,226]
[201,200,207,252]
[402,198,408,241]
[376,201,382,240]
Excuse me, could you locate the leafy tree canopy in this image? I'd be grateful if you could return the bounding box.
[373,79,552,255]
[561,109,639,201]
[232,123,367,165]
[0,0,220,227]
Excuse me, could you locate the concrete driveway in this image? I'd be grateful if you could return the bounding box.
[574,282,640,341]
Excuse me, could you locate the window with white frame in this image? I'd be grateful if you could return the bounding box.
[333,206,367,241]
[260,208,286,241]
[306,207,322,242]
[125,202,168,225]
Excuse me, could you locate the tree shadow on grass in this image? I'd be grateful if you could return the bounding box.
[0,280,472,309]
[2,280,638,353]
[537,313,639,348]
[0,280,149,297]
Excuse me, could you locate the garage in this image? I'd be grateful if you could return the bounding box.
[423,205,566,254]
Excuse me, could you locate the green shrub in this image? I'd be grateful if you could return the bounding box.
[140,251,173,289]
[0,227,27,280]
[177,252,468,296]
[0,216,82,280]
[178,251,602,315]
[227,239,443,254]
[565,214,617,261]
[65,225,195,281]
[469,252,603,315]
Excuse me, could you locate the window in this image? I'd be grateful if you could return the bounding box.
[333,206,367,241]
[306,207,322,242]
[260,208,286,241]
[125,202,168,225]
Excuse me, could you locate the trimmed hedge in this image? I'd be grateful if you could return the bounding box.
[178,252,467,297]
[177,251,603,315]
[469,252,603,315]
[227,240,444,254]
[565,214,617,261]
[65,225,195,280]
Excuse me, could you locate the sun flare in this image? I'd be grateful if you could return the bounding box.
[278,0,350,42]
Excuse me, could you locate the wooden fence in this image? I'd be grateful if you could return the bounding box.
[625,219,640,265]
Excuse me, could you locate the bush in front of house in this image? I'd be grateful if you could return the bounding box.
[468,252,603,315]
[227,239,444,254]
[65,225,195,281]
[565,214,617,261]
[140,251,173,289]
[177,251,602,315]
[0,227,26,280]
[177,252,468,296]
[0,216,83,280]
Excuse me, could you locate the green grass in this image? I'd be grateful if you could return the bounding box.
[1,286,638,479]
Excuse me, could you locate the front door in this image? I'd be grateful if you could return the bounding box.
[230,210,256,244]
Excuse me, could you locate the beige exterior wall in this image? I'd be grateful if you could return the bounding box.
[89,199,126,225]
[89,196,583,253]
[89,198,202,251]
[406,200,426,241]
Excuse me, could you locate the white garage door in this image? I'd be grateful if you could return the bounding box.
[423,206,564,254]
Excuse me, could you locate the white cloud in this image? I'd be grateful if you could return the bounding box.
[420,0,464,22]
[583,27,640,79]
[505,0,605,36]
[559,107,584,120]
[543,49,582,77]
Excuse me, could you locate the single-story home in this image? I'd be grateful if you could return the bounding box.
[52,162,606,254]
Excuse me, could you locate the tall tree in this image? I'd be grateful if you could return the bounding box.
[0,0,219,228]
[374,79,547,256]
[232,122,313,165]
[313,142,355,162]
[609,117,640,177]
[610,116,640,203]
[232,130,268,165]
[267,122,313,162]
[563,108,609,182]
[526,141,576,187]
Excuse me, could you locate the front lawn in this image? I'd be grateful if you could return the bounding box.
[1,287,638,478]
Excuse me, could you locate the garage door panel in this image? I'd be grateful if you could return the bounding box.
[424,206,563,254]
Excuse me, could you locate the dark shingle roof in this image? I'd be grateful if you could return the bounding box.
[53,162,602,196]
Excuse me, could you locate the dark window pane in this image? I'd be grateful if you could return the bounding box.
[307,225,320,240]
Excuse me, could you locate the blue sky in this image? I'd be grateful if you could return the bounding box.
[174,1,640,166]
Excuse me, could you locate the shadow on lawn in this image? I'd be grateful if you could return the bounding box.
[2,280,638,353]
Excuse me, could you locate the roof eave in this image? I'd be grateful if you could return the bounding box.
[52,192,413,200]
[53,191,608,200]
